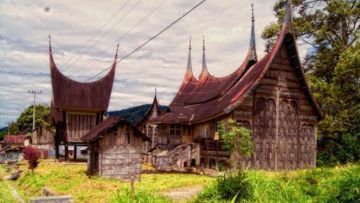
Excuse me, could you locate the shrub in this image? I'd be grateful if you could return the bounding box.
[195,170,253,202]
[216,170,253,202]
[325,166,360,202]
[23,146,41,173]
[111,187,170,203]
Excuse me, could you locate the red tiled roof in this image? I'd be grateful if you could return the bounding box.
[152,3,322,124]
[81,117,151,143]
[3,135,26,144]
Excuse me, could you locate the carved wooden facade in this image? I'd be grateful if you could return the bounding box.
[147,3,322,171]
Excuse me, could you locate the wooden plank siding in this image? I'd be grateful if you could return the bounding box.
[66,113,96,143]
[98,126,143,180]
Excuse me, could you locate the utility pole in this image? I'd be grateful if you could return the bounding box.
[28,90,42,131]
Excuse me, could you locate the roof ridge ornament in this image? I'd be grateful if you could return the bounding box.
[48,35,52,54]
[115,43,119,60]
[247,4,257,63]
[154,87,159,104]
[283,0,294,34]
[48,35,56,68]
[199,35,209,80]
[184,36,195,81]
[186,36,192,72]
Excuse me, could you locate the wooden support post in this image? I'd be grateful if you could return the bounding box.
[74,145,77,160]
[64,143,69,161]
[55,126,60,159]
[130,175,135,199]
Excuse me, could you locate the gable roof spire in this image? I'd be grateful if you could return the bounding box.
[184,36,195,81]
[283,0,294,34]
[114,43,119,62]
[199,36,210,80]
[185,36,195,80]
[247,4,257,63]
[154,87,158,101]
[48,35,56,68]
[48,35,52,54]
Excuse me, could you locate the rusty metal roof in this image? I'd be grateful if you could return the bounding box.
[81,117,151,143]
[3,135,26,144]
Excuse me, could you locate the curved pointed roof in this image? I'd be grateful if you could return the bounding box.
[49,36,117,114]
[184,37,196,81]
[136,89,162,126]
[198,36,211,81]
[152,2,322,124]
[169,5,259,107]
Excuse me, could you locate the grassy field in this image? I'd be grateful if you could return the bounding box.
[0,160,213,202]
[195,163,360,203]
[1,160,359,202]
[0,165,17,203]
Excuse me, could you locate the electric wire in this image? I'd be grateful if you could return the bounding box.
[63,0,143,73]
[61,0,130,69]
[87,0,206,81]
[68,0,168,77]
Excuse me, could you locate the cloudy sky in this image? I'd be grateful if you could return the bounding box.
[0,0,304,128]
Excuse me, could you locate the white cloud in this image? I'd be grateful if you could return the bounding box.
[0,0,309,127]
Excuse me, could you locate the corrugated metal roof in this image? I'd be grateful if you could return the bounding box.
[81,117,151,143]
[3,135,26,144]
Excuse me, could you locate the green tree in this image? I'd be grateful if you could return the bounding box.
[217,119,253,169]
[16,105,51,132]
[7,122,19,135]
[262,0,360,165]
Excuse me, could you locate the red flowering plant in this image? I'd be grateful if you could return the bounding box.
[23,146,41,173]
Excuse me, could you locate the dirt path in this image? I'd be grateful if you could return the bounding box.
[161,185,203,202]
[8,182,25,203]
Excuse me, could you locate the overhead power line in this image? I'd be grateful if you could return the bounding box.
[67,0,168,77]
[63,0,144,73]
[87,0,207,81]
[61,0,130,70]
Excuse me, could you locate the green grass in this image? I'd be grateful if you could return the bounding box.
[2,160,359,203]
[1,160,213,202]
[194,164,360,203]
[0,165,17,203]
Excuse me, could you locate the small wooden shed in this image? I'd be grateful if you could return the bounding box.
[81,117,150,180]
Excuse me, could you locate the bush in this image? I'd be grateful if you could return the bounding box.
[195,170,253,202]
[217,171,253,202]
[325,166,360,202]
[23,146,41,173]
[111,187,170,203]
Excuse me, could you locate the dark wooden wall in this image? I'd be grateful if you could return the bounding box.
[32,127,54,146]
[233,44,317,170]
[66,113,97,143]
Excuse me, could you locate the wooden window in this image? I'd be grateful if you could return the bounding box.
[254,98,266,138]
[255,98,275,138]
[237,120,251,129]
[170,124,181,136]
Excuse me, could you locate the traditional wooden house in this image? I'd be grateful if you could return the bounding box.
[149,3,323,170]
[30,126,55,158]
[49,36,118,160]
[81,117,150,180]
[137,91,162,150]
[0,135,26,163]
